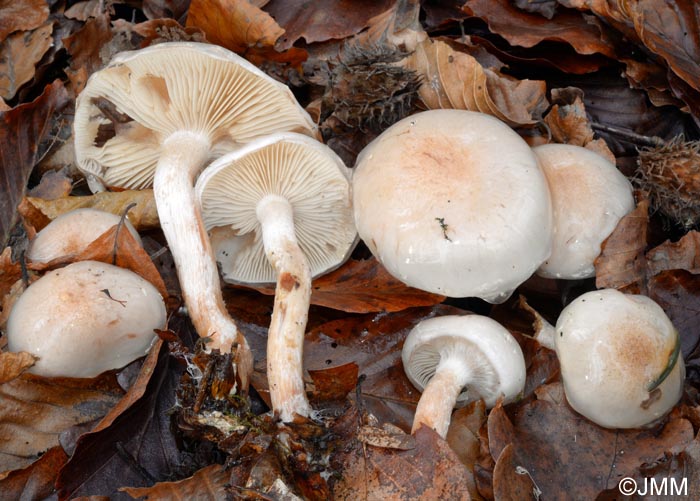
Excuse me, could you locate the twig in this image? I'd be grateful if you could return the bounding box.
[591,123,665,147]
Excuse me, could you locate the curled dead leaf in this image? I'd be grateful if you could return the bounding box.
[402,38,547,126]
[120,463,230,500]
[20,190,159,232]
[0,22,54,101]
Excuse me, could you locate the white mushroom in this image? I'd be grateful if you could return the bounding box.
[353,109,552,303]
[27,208,142,263]
[533,144,635,279]
[6,260,165,378]
[73,42,318,391]
[195,132,357,422]
[402,315,526,438]
[555,289,684,428]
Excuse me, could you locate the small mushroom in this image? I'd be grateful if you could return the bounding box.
[27,208,142,263]
[353,109,552,302]
[195,132,357,422]
[402,315,526,438]
[6,260,166,378]
[533,144,635,279]
[73,42,318,391]
[555,289,684,428]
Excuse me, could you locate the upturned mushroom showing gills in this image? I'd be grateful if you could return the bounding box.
[533,144,635,279]
[27,208,142,263]
[555,289,684,429]
[195,132,357,422]
[73,42,318,392]
[6,261,165,378]
[402,315,526,438]
[353,109,552,303]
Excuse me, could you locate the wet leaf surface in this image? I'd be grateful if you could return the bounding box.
[488,383,694,500]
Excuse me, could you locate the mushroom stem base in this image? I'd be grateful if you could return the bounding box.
[258,195,312,422]
[154,131,253,392]
[412,358,470,438]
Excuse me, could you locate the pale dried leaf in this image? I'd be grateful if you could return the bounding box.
[0,23,53,100]
[0,0,49,41]
[0,352,36,384]
[357,424,416,450]
[22,190,159,231]
[403,38,547,126]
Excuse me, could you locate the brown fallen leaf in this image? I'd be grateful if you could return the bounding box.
[266,0,396,51]
[20,190,160,232]
[0,445,68,498]
[445,400,487,500]
[120,463,230,500]
[646,231,700,276]
[0,0,49,42]
[331,425,472,499]
[308,362,358,401]
[0,79,70,248]
[492,443,539,501]
[488,382,694,500]
[0,352,36,384]
[186,0,283,54]
[244,257,445,313]
[463,0,616,58]
[594,199,649,292]
[63,13,112,95]
[27,168,72,201]
[357,423,416,450]
[142,0,190,23]
[402,37,548,126]
[647,270,700,361]
[0,371,124,474]
[0,22,54,101]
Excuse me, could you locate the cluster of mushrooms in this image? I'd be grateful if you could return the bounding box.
[5,42,685,437]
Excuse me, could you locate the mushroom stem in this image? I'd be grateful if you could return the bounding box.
[257,194,312,422]
[412,357,471,438]
[154,131,253,392]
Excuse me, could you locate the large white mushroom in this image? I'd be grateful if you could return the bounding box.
[352,109,552,303]
[6,261,165,378]
[553,289,684,428]
[195,132,357,422]
[533,144,635,279]
[73,42,318,391]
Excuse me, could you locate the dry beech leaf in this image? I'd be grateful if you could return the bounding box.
[492,443,539,501]
[266,0,396,51]
[308,362,358,401]
[186,0,283,54]
[20,190,160,231]
[0,352,37,384]
[0,445,68,499]
[594,199,649,292]
[357,424,416,450]
[487,382,694,500]
[445,400,487,500]
[647,270,700,361]
[120,463,230,500]
[142,0,190,22]
[331,425,472,499]
[402,38,547,126]
[646,231,700,275]
[0,22,53,100]
[27,168,73,201]
[0,80,70,248]
[0,372,123,474]
[463,0,616,58]
[245,258,445,313]
[63,13,112,95]
[0,246,22,311]
[0,0,49,42]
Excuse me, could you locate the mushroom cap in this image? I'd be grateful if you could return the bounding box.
[27,208,142,263]
[555,289,684,428]
[352,109,552,302]
[74,41,317,192]
[195,132,357,284]
[534,144,635,279]
[402,315,526,407]
[6,260,166,378]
